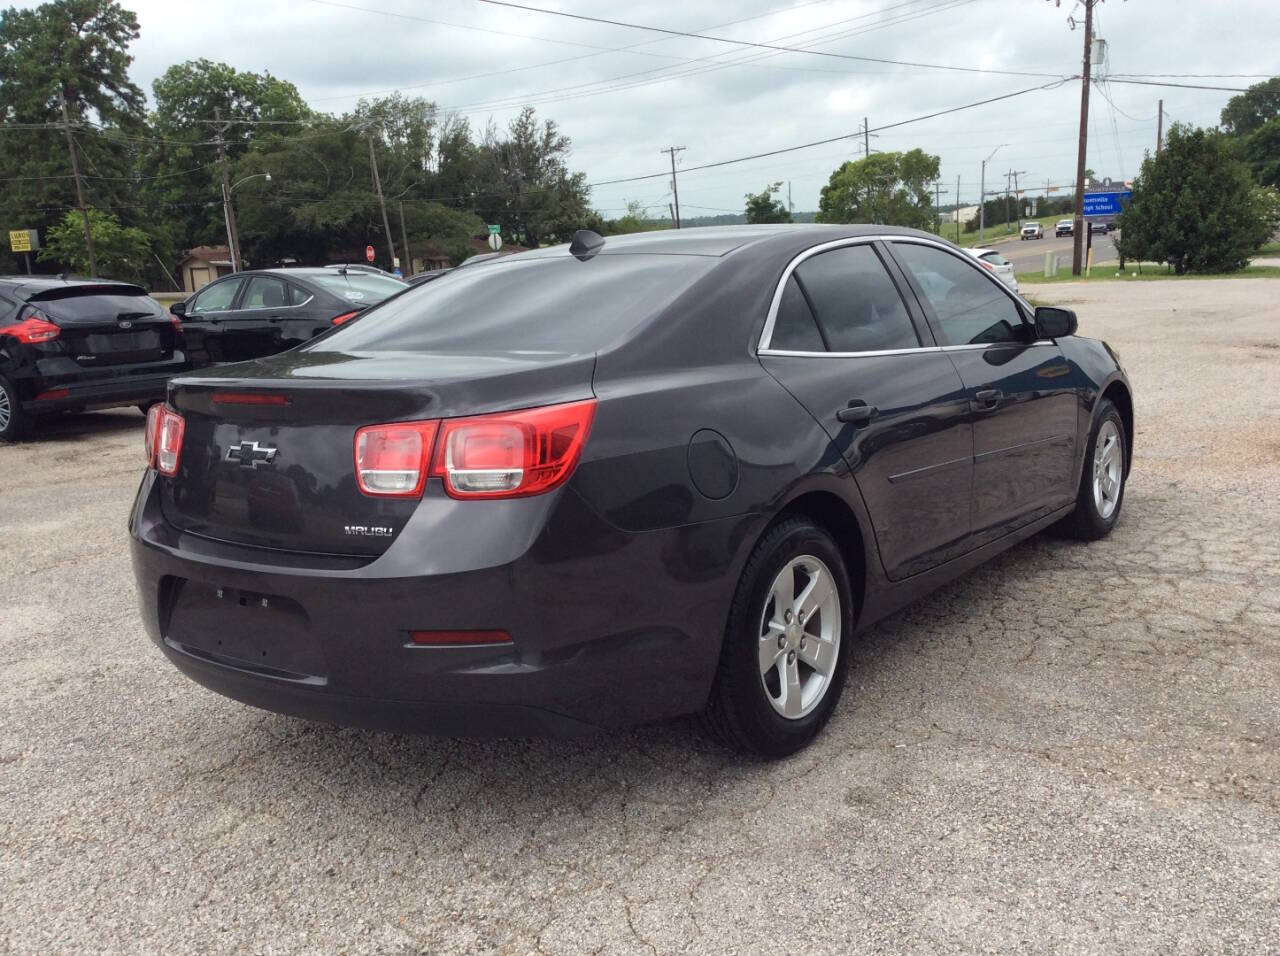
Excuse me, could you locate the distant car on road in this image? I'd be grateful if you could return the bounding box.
[965,247,1018,292]
[1055,219,1074,237]
[1089,220,1110,236]
[171,268,407,368]
[1,277,186,441]
[1020,222,1044,240]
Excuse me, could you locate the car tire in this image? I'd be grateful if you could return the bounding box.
[1055,398,1127,540]
[703,516,853,758]
[0,374,32,442]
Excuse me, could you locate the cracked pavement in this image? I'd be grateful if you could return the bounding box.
[2,279,1278,953]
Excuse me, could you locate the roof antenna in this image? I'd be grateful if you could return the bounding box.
[569,229,605,261]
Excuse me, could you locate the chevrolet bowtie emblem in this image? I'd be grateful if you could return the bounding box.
[225,440,278,469]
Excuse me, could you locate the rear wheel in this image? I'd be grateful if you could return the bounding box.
[0,374,32,442]
[1056,398,1127,540]
[704,517,853,758]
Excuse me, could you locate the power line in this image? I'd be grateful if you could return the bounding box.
[1105,78,1280,94]
[466,0,1066,79]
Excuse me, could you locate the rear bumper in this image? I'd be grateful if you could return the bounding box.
[129,470,752,735]
[20,361,186,413]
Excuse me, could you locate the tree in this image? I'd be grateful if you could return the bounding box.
[0,0,147,274]
[38,207,150,280]
[1239,117,1280,189]
[815,149,940,227]
[744,182,792,224]
[1220,77,1280,137]
[1116,124,1275,274]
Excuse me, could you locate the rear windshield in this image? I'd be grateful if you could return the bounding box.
[309,273,406,305]
[31,286,160,319]
[311,254,714,354]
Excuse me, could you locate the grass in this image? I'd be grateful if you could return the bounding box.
[1257,241,1280,256]
[1017,264,1280,284]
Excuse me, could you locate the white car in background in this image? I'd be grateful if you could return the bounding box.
[966,247,1018,292]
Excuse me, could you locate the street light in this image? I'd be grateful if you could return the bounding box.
[221,172,272,273]
[978,145,1006,243]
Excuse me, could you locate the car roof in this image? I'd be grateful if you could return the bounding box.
[0,276,144,298]
[511,223,947,261]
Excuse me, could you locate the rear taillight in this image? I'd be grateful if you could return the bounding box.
[144,404,162,465]
[432,399,596,499]
[6,315,60,344]
[980,260,996,272]
[409,630,512,646]
[331,311,360,326]
[354,420,440,497]
[146,406,185,476]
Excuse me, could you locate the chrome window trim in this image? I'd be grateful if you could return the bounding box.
[757,233,1040,356]
[759,341,1056,359]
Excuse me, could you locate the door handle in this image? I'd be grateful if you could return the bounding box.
[836,401,877,425]
[971,388,1003,412]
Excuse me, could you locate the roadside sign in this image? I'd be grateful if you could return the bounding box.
[8,229,38,253]
[488,224,501,235]
[488,232,503,252]
[365,245,375,263]
[393,268,402,278]
[1082,190,1132,217]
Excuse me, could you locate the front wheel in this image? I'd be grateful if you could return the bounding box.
[1056,398,1127,540]
[0,374,32,442]
[703,517,853,758]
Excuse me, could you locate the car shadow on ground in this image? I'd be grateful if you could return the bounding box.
[12,408,146,444]
[181,522,1111,827]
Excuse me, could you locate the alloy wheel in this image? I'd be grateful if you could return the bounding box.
[0,385,11,432]
[1092,420,1123,519]
[758,555,841,720]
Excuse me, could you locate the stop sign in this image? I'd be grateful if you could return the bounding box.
[365,245,375,263]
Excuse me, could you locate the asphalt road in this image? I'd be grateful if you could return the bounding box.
[987,229,1119,274]
[2,279,1278,953]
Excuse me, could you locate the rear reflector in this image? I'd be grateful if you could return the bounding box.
[432,399,596,499]
[211,393,292,406]
[35,388,69,401]
[409,630,512,646]
[331,311,360,326]
[7,316,60,344]
[354,420,439,497]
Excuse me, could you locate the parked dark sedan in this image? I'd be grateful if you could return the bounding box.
[130,225,1133,756]
[1,277,186,440]
[172,267,406,367]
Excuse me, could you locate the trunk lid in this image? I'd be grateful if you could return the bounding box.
[32,284,176,368]
[160,349,595,556]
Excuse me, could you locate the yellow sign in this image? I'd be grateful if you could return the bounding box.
[9,229,33,253]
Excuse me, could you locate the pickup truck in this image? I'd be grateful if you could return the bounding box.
[1020,221,1044,240]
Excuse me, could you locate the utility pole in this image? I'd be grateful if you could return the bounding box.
[978,145,1005,243]
[787,180,793,218]
[1071,0,1095,276]
[1156,98,1164,154]
[863,117,870,159]
[1005,169,1013,232]
[661,146,685,228]
[398,201,411,277]
[58,87,97,277]
[366,129,394,267]
[933,181,948,234]
[955,174,961,243]
[214,107,240,273]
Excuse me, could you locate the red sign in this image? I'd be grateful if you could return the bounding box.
[365,245,375,263]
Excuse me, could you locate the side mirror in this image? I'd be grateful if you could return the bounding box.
[1034,306,1077,339]
[169,301,186,317]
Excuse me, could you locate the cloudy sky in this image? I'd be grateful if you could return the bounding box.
[35,0,1280,217]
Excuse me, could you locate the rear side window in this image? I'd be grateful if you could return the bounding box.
[288,284,310,306]
[790,245,918,353]
[313,254,714,354]
[309,273,406,305]
[770,276,825,352]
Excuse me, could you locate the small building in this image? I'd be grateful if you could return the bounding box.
[178,246,234,293]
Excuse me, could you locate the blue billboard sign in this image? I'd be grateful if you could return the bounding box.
[1082,190,1132,217]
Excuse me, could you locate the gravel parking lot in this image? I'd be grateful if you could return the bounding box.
[2,278,1278,953]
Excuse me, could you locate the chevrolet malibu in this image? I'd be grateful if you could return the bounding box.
[130,225,1132,756]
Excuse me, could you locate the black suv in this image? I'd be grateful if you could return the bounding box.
[171,268,407,367]
[0,277,186,441]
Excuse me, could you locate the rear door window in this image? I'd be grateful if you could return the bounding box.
[287,283,311,306]
[790,245,919,353]
[188,278,244,314]
[240,276,289,310]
